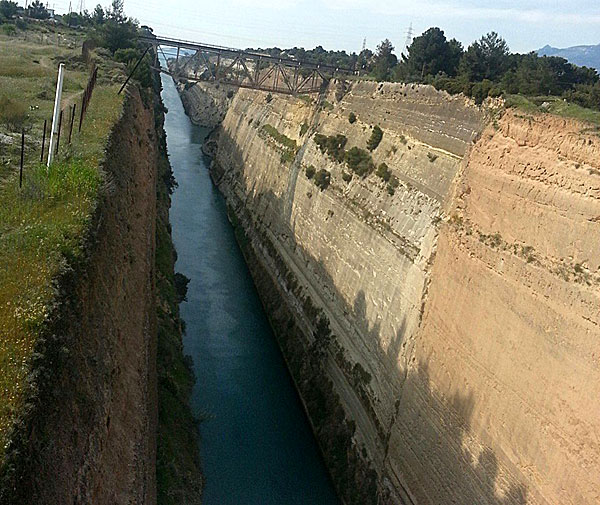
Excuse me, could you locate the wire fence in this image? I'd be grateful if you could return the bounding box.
[15,64,98,188]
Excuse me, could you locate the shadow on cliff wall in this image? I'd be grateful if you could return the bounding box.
[210,126,528,505]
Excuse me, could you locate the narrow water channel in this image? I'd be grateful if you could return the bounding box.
[161,74,340,504]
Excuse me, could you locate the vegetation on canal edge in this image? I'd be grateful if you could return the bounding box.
[0,80,123,461]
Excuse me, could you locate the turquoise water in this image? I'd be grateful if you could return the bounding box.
[161,74,340,504]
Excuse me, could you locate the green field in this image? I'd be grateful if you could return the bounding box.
[0,26,124,460]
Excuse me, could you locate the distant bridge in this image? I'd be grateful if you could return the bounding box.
[139,34,354,95]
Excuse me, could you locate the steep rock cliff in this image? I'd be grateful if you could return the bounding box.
[194,80,599,504]
[1,87,159,505]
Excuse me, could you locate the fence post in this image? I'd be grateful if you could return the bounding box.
[40,119,47,163]
[47,63,65,167]
[78,91,86,132]
[19,129,25,189]
[68,104,76,144]
[55,110,63,159]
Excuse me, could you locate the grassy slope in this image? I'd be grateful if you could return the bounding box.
[505,94,600,127]
[0,27,124,461]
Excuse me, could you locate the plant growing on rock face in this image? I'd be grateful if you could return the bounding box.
[265,93,273,103]
[387,175,399,195]
[345,146,374,177]
[300,122,309,136]
[427,152,438,162]
[348,112,357,124]
[342,171,352,182]
[376,162,391,182]
[367,125,383,151]
[305,165,316,179]
[314,133,347,163]
[314,169,331,191]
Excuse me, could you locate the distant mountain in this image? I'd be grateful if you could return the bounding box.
[538,43,600,71]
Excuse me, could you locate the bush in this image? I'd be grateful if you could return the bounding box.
[314,169,331,191]
[342,171,352,182]
[305,165,316,179]
[314,133,347,163]
[367,125,383,151]
[300,122,309,136]
[427,152,438,162]
[345,147,374,176]
[114,47,140,63]
[227,89,234,99]
[266,93,273,103]
[321,100,334,111]
[0,96,27,130]
[1,23,15,36]
[348,112,357,124]
[376,163,391,182]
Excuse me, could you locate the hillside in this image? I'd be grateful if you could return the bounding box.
[538,43,600,71]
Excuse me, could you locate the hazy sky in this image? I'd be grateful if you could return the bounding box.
[52,0,600,54]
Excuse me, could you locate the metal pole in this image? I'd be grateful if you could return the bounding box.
[40,119,47,163]
[47,63,65,168]
[118,45,151,95]
[19,129,24,188]
[68,103,76,143]
[79,91,86,132]
[55,110,63,158]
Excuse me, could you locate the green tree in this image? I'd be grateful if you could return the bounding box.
[401,27,462,79]
[373,39,397,81]
[367,125,383,151]
[28,0,50,19]
[459,32,509,81]
[96,1,138,54]
[109,0,125,22]
[92,4,105,24]
[0,0,18,19]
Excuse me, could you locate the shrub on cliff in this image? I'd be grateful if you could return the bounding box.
[345,147,374,177]
[314,169,331,191]
[314,133,347,163]
[348,112,357,124]
[305,165,316,179]
[375,163,391,182]
[367,125,383,151]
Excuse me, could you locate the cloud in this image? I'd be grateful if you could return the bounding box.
[321,0,600,25]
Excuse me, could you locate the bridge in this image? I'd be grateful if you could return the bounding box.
[138,34,354,95]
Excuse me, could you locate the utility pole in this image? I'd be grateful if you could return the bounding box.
[403,23,413,57]
[47,63,65,168]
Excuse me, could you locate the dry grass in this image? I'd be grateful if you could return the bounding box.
[0,30,123,460]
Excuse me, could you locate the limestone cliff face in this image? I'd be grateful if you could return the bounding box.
[194,80,599,504]
[178,81,235,129]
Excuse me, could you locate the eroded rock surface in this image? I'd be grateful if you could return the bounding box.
[186,79,599,505]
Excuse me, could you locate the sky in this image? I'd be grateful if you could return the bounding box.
[46,0,600,55]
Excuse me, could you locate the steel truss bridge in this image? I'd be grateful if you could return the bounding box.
[139,34,354,95]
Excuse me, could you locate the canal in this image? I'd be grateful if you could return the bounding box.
[161,73,340,504]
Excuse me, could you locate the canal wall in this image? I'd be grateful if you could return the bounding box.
[185,80,600,504]
[0,73,202,504]
[0,86,159,505]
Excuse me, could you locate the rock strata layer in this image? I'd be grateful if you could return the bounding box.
[191,80,599,505]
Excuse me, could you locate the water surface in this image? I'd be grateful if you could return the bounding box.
[161,73,340,505]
